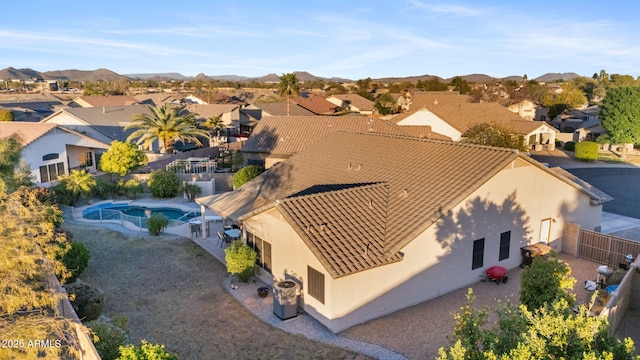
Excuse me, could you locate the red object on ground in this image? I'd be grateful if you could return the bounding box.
[486,266,508,284]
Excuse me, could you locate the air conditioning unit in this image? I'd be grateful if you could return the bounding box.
[272,280,300,320]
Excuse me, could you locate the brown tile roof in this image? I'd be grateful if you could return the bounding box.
[203,132,521,278]
[409,91,472,110]
[508,120,559,135]
[329,94,375,112]
[0,121,57,145]
[201,131,610,278]
[73,95,139,107]
[292,93,341,115]
[252,102,316,116]
[184,104,239,121]
[423,102,528,133]
[396,125,452,140]
[134,93,180,106]
[242,116,411,155]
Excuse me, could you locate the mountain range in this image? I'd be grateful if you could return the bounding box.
[0,67,582,84]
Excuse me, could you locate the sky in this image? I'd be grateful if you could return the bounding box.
[1,1,639,80]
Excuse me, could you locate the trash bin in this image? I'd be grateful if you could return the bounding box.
[520,243,552,266]
[272,280,300,320]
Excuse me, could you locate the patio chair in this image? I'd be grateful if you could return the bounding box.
[190,223,202,238]
[216,231,225,247]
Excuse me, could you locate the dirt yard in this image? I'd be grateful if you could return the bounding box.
[65,222,369,360]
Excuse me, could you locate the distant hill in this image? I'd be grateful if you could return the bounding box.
[0,66,587,84]
[534,72,582,82]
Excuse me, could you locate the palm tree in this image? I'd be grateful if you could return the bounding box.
[58,169,96,205]
[125,103,210,154]
[278,73,301,116]
[203,116,226,146]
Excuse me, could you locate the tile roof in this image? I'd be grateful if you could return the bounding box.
[134,93,180,106]
[72,95,139,107]
[203,132,521,278]
[409,91,472,110]
[201,131,610,278]
[422,102,529,133]
[184,104,239,120]
[252,102,316,116]
[0,121,58,145]
[329,94,375,112]
[56,105,154,142]
[241,115,421,155]
[292,93,341,115]
[508,120,558,135]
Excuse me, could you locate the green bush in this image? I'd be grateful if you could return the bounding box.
[65,281,105,321]
[564,141,576,151]
[554,140,563,149]
[123,178,143,199]
[147,214,169,236]
[232,165,264,189]
[51,183,76,206]
[181,182,202,201]
[575,141,599,161]
[58,241,90,283]
[88,316,128,360]
[91,179,116,200]
[224,240,257,282]
[118,340,178,360]
[147,170,180,198]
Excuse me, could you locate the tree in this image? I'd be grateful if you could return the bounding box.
[225,240,258,282]
[450,76,471,94]
[125,103,210,154]
[278,73,301,116]
[203,116,226,146]
[543,82,588,112]
[99,141,148,178]
[599,86,640,159]
[0,109,14,121]
[374,93,396,115]
[147,169,180,198]
[460,122,528,151]
[356,77,374,100]
[0,134,32,192]
[520,257,575,311]
[57,169,96,206]
[232,165,264,189]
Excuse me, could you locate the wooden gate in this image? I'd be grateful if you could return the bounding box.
[578,229,640,267]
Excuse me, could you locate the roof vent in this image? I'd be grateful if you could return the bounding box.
[347,162,352,170]
[355,163,362,171]
[433,99,438,105]
[399,188,409,198]
[368,199,373,209]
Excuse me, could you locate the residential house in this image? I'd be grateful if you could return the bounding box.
[134,93,181,107]
[240,116,444,168]
[574,118,607,143]
[325,94,375,115]
[68,95,139,108]
[0,122,109,186]
[251,102,316,117]
[392,103,558,148]
[507,99,548,121]
[196,131,611,333]
[293,93,341,115]
[185,104,242,146]
[408,91,472,111]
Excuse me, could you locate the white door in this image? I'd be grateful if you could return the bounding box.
[539,218,551,244]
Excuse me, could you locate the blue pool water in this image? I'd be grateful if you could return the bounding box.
[82,203,201,228]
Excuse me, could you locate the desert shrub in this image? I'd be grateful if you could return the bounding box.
[564,141,576,151]
[520,257,575,311]
[0,109,14,121]
[51,183,76,206]
[225,240,257,282]
[123,178,143,199]
[147,214,168,236]
[181,182,202,201]
[147,170,180,198]
[118,340,178,360]
[88,315,128,360]
[575,141,599,161]
[232,165,264,189]
[65,281,105,321]
[91,178,116,200]
[58,241,90,283]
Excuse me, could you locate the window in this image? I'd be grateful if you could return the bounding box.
[42,153,59,161]
[472,238,485,270]
[246,232,272,273]
[499,231,511,261]
[80,152,93,167]
[39,162,65,183]
[307,266,325,304]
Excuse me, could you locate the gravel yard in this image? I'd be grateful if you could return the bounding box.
[65,221,369,360]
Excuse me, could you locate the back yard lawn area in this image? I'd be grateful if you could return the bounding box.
[65,222,369,360]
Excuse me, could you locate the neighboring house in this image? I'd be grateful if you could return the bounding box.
[292,93,341,115]
[0,122,109,186]
[392,103,558,147]
[185,104,241,131]
[548,114,586,133]
[325,94,375,115]
[386,92,410,113]
[41,105,156,151]
[251,102,316,117]
[507,99,548,121]
[196,131,611,333]
[0,99,66,120]
[134,93,181,106]
[574,118,607,142]
[240,115,449,168]
[68,95,139,108]
[408,91,472,111]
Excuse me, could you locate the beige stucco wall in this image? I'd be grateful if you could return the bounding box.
[242,159,603,332]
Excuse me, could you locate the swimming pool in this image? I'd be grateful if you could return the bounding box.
[82,203,201,228]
